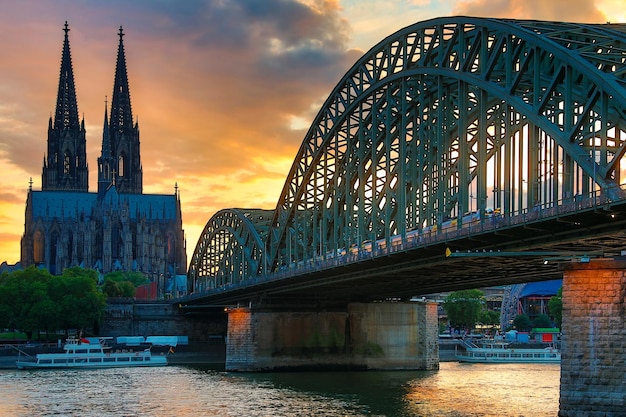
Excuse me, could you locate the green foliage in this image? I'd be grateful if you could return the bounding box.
[513,313,533,332]
[102,279,122,297]
[0,266,106,338]
[548,288,563,328]
[102,271,148,298]
[479,309,501,327]
[104,271,148,287]
[533,313,553,329]
[442,289,485,331]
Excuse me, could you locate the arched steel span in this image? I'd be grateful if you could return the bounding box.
[189,17,626,293]
[267,16,626,271]
[188,209,273,292]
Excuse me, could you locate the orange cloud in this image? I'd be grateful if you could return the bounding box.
[453,0,607,22]
[0,0,615,268]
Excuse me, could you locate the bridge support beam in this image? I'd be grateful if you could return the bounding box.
[225,301,439,372]
[559,259,626,416]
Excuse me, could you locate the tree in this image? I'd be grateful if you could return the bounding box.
[513,313,533,332]
[533,313,553,328]
[548,288,562,328]
[0,266,106,338]
[442,289,485,331]
[102,271,149,298]
[0,267,55,339]
[54,267,106,332]
[104,271,148,287]
[480,310,501,328]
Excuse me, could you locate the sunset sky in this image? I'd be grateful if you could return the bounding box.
[0,0,622,267]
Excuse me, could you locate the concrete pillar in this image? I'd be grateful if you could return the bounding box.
[225,301,439,372]
[559,259,626,416]
[225,307,257,371]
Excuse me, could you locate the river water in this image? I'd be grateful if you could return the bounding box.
[0,362,559,417]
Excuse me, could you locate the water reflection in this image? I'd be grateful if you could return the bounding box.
[0,362,559,416]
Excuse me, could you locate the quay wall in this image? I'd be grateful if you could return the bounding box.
[100,298,227,342]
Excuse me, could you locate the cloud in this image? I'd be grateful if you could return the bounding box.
[0,0,617,265]
[452,0,607,22]
[0,1,357,263]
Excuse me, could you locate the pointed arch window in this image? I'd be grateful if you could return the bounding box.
[64,153,71,174]
[167,233,176,264]
[33,230,45,264]
[118,155,125,177]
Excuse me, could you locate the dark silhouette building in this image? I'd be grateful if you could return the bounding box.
[20,23,186,297]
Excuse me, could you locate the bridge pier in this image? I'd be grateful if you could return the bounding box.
[559,259,626,416]
[225,301,439,372]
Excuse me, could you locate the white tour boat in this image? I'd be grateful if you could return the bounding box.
[455,339,560,363]
[15,337,168,370]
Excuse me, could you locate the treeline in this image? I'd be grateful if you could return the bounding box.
[0,266,150,340]
[442,288,562,333]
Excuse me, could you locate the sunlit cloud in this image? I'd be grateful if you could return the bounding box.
[453,0,607,22]
[0,0,618,267]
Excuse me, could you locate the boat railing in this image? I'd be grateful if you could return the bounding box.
[6,344,37,362]
[460,339,480,349]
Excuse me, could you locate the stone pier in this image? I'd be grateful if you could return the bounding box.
[225,301,439,372]
[559,259,626,416]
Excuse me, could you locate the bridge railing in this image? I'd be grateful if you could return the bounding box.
[184,185,626,300]
[273,186,625,273]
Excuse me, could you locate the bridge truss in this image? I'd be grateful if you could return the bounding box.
[188,17,626,298]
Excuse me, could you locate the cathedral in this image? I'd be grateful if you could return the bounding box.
[20,23,187,297]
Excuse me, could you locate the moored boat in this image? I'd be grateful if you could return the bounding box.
[455,338,560,363]
[15,337,168,369]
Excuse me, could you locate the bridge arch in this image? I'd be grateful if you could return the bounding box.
[267,16,626,270]
[188,17,626,288]
[188,209,273,292]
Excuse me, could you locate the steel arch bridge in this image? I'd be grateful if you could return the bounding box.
[188,16,626,300]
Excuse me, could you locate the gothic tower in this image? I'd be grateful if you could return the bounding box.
[99,26,142,195]
[42,21,88,192]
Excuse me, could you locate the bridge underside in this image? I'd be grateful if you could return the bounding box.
[181,200,626,308]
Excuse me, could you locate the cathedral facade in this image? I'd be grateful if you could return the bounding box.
[20,23,187,297]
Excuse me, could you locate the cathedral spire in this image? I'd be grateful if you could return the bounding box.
[101,96,111,158]
[105,26,142,194]
[109,26,133,134]
[98,97,114,196]
[54,21,80,131]
[42,21,88,192]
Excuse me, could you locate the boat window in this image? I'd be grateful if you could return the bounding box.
[39,359,52,364]
[89,349,101,354]
[118,357,130,361]
[103,357,116,362]
[131,357,143,361]
[53,359,67,364]
[75,349,88,354]
[89,358,102,363]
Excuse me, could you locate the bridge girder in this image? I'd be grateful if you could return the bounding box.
[189,17,626,298]
[267,17,626,272]
[188,209,273,292]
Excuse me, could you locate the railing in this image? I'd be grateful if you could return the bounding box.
[185,185,626,300]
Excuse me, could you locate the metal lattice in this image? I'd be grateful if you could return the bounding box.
[190,17,626,291]
[188,209,272,292]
